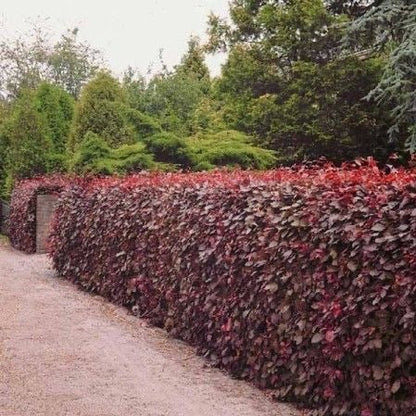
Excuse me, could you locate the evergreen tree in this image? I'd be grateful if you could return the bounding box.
[123,38,211,137]
[208,0,397,162]
[177,36,210,82]
[69,72,135,152]
[35,82,74,153]
[2,90,52,194]
[346,0,416,152]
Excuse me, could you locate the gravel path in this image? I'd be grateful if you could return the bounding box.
[0,243,299,416]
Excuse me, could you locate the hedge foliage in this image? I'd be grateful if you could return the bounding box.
[9,176,77,253]
[48,162,416,415]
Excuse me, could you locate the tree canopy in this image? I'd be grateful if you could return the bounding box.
[206,0,401,162]
[0,4,414,198]
[0,25,102,99]
[346,0,416,152]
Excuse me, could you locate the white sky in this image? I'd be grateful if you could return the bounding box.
[0,0,229,77]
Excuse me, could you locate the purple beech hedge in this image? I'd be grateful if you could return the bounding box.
[46,164,416,415]
[8,176,78,253]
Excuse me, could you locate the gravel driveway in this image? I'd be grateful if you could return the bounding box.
[0,243,299,416]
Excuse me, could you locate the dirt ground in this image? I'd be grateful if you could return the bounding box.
[0,243,299,416]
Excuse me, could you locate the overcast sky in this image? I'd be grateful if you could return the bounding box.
[0,0,229,77]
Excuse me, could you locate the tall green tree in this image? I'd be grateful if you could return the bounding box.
[124,38,211,136]
[208,0,396,162]
[1,90,52,194]
[177,36,210,82]
[69,72,136,152]
[35,83,74,153]
[346,0,416,152]
[207,0,344,65]
[0,25,103,99]
[0,101,11,196]
[326,0,375,17]
[122,67,148,114]
[47,28,103,98]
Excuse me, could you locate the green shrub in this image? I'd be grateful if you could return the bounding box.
[111,143,155,173]
[144,132,193,168]
[187,130,277,170]
[0,84,73,196]
[70,132,113,174]
[69,72,136,152]
[2,90,52,189]
[70,133,155,174]
[111,142,147,158]
[124,108,162,139]
[48,152,68,173]
[70,129,276,174]
[35,82,74,153]
[193,161,215,171]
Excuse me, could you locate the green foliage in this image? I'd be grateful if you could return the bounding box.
[35,82,74,153]
[326,0,374,18]
[142,72,210,136]
[70,132,112,173]
[0,102,10,196]
[0,84,72,194]
[208,0,398,163]
[47,152,68,173]
[144,132,192,168]
[122,67,148,111]
[193,160,216,171]
[216,51,394,162]
[1,90,52,194]
[212,45,278,132]
[176,36,210,82]
[124,107,162,139]
[207,0,344,65]
[190,96,227,134]
[143,130,275,170]
[1,2,411,184]
[347,0,416,152]
[70,132,155,174]
[69,72,136,151]
[0,25,102,99]
[47,28,103,98]
[111,141,147,158]
[250,57,396,162]
[123,38,211,137]
[111,143,155,174]
[186,130,277,170]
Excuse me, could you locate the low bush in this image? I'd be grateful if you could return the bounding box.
[185,130,277,170]
[144,132,193,168]
[143,129,277,171]
[125,108,162,139]
[111,143,155,174]
[49,162,416,415]
[9,175,77,253]
[70,133,155,175]
[70,132,113,174]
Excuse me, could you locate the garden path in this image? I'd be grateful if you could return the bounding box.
[0,243,299,416]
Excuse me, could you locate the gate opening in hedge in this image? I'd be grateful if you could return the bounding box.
[8,176,76,254]
[36,194,59,253]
